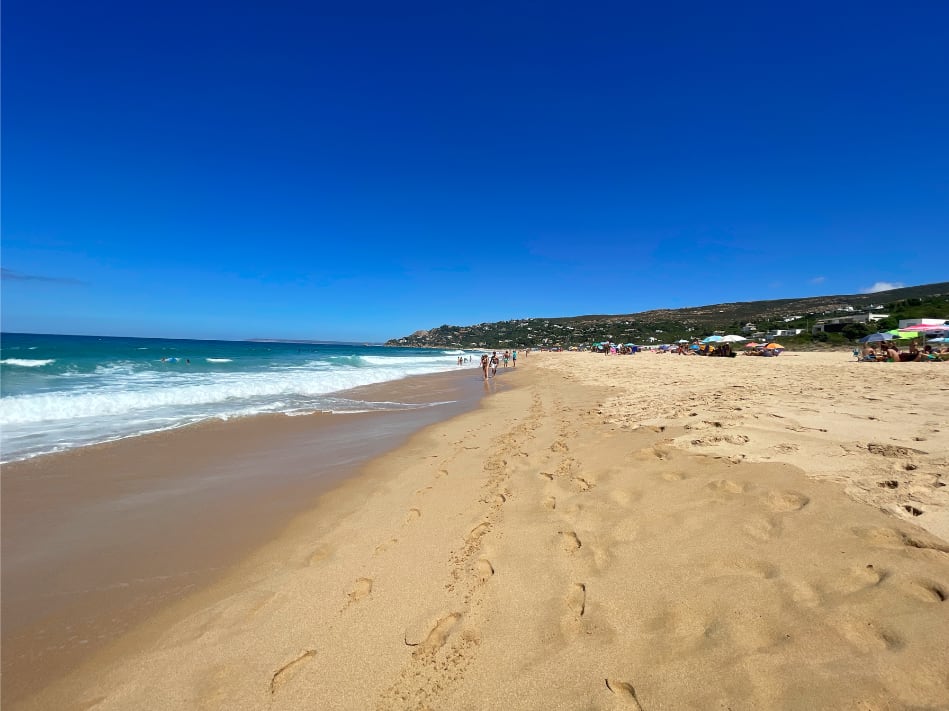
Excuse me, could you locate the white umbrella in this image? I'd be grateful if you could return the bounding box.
[720,334,747,343]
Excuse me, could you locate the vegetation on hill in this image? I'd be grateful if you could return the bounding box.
[385,283,949,349]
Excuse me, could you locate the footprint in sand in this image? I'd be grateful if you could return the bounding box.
[408,613,462,656]
[270,649,317,694]
[828,565,887,595]
[436,469,449,478]
[742,515,782,542]
[347,577,373,602]
[707,479,752,495]
[852,526,949,554]
[483,458,507,472]
[562,583,587,635]
[551,441,569,453]
[835,617,903,653]
[566,583,586,618]
[766,490,810,512]
[476,558,495,582]
[374,538,399,555]
[405,508,421,523]
[466,522,491,545]
[560,531,582,552]
[660,471,687,482]
[539,471,554,481]
[901,579,948,603]
[605,679,644,710]
[542,496,557,510]
[306,545,332,566]
[573,477,593,492]
[635,445,670,460]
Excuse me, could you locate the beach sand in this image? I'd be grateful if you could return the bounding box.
[6,352,949,710]
[1,369,488,708]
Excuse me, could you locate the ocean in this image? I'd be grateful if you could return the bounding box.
[0,333,475,462]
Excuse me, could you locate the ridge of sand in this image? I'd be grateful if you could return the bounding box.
[15,353,949,710]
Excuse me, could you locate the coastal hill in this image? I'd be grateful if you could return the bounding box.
[385,282,949,349]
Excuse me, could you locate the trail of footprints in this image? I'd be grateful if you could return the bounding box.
[377,393,546,706]
[272,384,949,708]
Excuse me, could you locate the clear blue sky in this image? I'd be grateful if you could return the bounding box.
[3,1,948,342]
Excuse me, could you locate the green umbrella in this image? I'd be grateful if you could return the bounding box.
[887,329,917,340]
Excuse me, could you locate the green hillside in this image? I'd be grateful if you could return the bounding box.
[385,282,949,349]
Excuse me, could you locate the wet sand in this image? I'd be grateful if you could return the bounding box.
[6,353,949,710]
[1,365,495,707]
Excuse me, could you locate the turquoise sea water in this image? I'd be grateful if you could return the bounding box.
[0,333,473,462]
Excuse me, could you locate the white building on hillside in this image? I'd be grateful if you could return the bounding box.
[812,313,889,333]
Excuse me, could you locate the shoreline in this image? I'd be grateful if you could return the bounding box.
[7,352,949,709]
[1,364,504,708]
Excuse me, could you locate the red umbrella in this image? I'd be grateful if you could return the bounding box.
[898,323,949,332]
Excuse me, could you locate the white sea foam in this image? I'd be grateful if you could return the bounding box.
[206,358,233,363]
[2,358,55,367]
[0,352,465,461]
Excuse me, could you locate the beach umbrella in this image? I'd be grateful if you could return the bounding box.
[720,335,747,342]
[898,323,949,333]
[744,342,760,348]
[676,339,689,344]
[858,333,891,343]
[887,330,917,340]
[702,335,723,343]
[928,337,949,343]
[765,343,784,349]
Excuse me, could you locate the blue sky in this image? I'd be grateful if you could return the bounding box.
[3,1,948,342]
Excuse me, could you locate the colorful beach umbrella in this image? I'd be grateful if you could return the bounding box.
[744,342,761,348]
[898,323,949,333]
[702,335,723,343]
[858,333,891,343]
[765,343,784,349]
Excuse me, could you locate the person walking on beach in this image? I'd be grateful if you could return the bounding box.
[490,351,499,377]
[503,350,510,368]
[512,350,517,367]
[480,354,490,379]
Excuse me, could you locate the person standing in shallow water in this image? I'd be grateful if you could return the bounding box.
[512,350,517,367]
[480,354,489,379]
[490,351,499,377]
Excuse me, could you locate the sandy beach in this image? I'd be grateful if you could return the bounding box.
[6,351,949,710]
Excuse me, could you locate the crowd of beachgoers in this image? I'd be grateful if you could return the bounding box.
[856,340,949,362]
